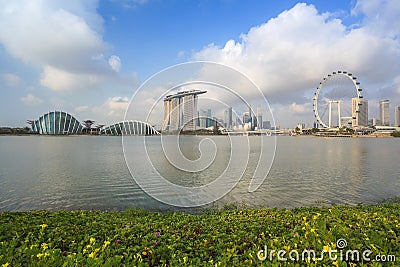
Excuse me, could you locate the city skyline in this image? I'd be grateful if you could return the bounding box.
[1,1,400,128]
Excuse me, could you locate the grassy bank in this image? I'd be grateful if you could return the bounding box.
[1,205,399,266]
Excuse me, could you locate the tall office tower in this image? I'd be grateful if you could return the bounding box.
[224,107,232,130]
[242,111,250,125]
[252,115,257,130]
[395,106,400,127]
[246,105,251,114]
[163,90,206,132]
[380,100,390,126]
[199,110,207,128]
[352,98,368,127]
[257,107,262,129]
[206,109,212,128]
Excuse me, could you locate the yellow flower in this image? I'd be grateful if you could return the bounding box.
[40,224,47,230]
[88,252,95,258]
[90,237,96,244]
[41,243,48,250]
[37,253,44,258]
[104,241,110,246]
[333,261,339,267]
[142,251,147,256]
[323,245,329,252]
[2,263,10,267]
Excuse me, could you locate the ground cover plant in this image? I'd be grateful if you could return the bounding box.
[0,204,399,266]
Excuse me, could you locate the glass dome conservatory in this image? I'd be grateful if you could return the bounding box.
[28,111,83,135]
[100,120,159,135]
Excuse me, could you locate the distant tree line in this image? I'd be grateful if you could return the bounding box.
[0,127,32,135]
[391,131,400,137]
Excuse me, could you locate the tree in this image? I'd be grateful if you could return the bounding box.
[391,131,400,137]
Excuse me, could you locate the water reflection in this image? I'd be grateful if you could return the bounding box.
[0,136,399,211]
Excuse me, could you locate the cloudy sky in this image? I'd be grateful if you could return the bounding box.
[1,0,399,128]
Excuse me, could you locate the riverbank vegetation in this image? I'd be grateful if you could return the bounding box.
[0,127,32,135]
[0,204,399,266]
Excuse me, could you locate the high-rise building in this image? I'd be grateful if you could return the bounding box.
[352,98,368,127]
[163,90,206,132]
[242,111,250,125]
[380,100,390,126]
[199,110,207,128]
[224,107,232,130]
[341,117,353,128]
[206,109,212,128]
[263,120,271,130]
[257,107,262,129]
[395,106,400,127]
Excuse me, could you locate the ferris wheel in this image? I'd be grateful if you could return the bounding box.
[313,71,363,128]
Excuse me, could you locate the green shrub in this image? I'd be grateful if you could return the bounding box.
[0,205,399,266]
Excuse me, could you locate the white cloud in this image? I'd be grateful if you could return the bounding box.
[352,0,400,38]
[193,1,400,127]
[91,96,130,123]
[177,50,186,58]
[108,55,121,72]
[21,93,43,105]
[40,65,102,91]
[75,105,89,112]
[116,0,149,9]
[2,73,24,88]
[0,1,127,91]
[289,102,310,114]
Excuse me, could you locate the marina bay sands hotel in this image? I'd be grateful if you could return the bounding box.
[163,90,207,132]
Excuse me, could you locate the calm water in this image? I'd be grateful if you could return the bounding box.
[0,136,399,211]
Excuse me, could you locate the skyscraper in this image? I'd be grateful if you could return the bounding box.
[224,107,232,130]
[206,109,212,128]
[380,100,390,126]
[352,98,368,127]
[163,90,206,132]
[395,106,400,127]
[199,110,207,128]
[257,107,262,129]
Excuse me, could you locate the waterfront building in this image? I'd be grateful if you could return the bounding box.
[370,118,381,126]
[242,111,251,125]
[28,111,83,135]
[224,107,233,130]
[199,110,207,128]
[263,120,271,130]
[380,100,390,126]
[395,106,400,127]
[100,121,159,135]
[257,107,262,129]
[163,90,206,132]
[206,109,212,128]
[352,98,368,127]
[340,117,353,128]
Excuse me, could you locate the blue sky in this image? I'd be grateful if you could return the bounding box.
[1,0,399,128]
